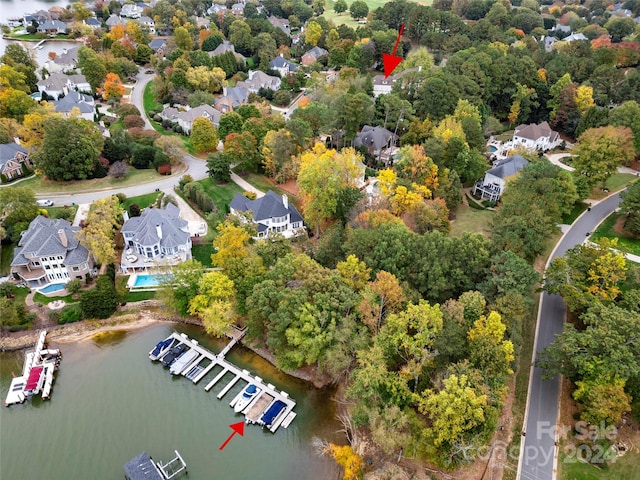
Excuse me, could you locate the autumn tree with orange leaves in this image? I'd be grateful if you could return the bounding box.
[99,73,125,103]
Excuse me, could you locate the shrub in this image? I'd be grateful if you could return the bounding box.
[179,174,193,190]
[48,309,61,323]
[108,161,130,179]
[123,114,145,129]
[65,279,83,295]
[80,275,118,319]
[59,304,82,324]
[157,164,172,175]
[115,192,127,204]
[116,103,141,118]
[242,191,257,200]
[129,203,141,217]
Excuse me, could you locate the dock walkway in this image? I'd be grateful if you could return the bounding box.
[152,332,296,433]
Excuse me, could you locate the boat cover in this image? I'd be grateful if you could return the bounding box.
[25,366,44,391]
[260,400,286,426]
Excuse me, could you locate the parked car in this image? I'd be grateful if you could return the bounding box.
[36,199,54,207]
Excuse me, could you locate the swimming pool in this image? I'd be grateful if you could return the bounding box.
[490,145,498,152]
[130,274,173,289]
[39,283,66,294]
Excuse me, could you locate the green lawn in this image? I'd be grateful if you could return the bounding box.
[123,192,162,211]
[558,448,640,480]
[590,174,638,200]
[14,168,166,195]
[143,80,161,113]
[33,291,79,305]
[192,243,214,267]
[0,243,15,276]
[562,201,589,225]
[321,0,427,28]
[592,213,640,256]
[116,276,157,302]
[449,204,494,237]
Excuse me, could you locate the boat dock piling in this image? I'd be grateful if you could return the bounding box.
[151,332,296,432]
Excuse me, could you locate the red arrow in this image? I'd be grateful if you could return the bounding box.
[382,23,405,78]
[219,421,245,451]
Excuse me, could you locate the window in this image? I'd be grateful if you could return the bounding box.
[72,266,79,272]
[45,265,51,270]
[33,261,40,266]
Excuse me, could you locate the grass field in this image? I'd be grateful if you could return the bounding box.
[562,201,589,225]
[591,213,640,256]
[558,448,640,480]
[589,173,638,200]
[449,204,494,237]
[192,243,214,267]
[123,192,163,211]
[0,243,15,276]
[14,168,165,195]
[321,0,427,29]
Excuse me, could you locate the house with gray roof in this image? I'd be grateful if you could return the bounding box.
[269,55,299,76]
[301,46,328,66]
[120,204,192,273]
[268,15,290,35]
[473,155,529,202]
[44,46,80,74]
[37,72,91,100]
[11,216,94,288]
[354,125,398,161]
[159,104,222,134]
[230,191,305,239]
[215,86,249,113]
[149,38,167,55]
[209,40,246,63]
[106,14,126,29]
[53,91,95,120]
[37,19,68,35]
[0,142,32,183]
[237,70,281,93]
[138,16,156,34]
[121,4,143,18]
[512,121,561,151]
[84,17,101,28]
[372,66,423,97]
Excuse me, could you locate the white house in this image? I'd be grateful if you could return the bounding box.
[53,91,95,120]
[159,104,222,135]
[121,4,143,18]
[237,70,281,93]
[44,46,79,74]
[37,72,90,100]
[138,16,156,34]
[120,204,192,273]
[512,121,561,152]
[10,216,94,288]
[473,155,529,202]
[269,54,299,77]
[229,191,305,239]
[372,66,422,97]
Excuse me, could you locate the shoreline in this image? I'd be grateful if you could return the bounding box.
[0,306,332,388]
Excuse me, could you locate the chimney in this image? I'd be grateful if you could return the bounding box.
[282,194,288,210]
[280,52,284,58]
[156,224,163,240]
[58,229,68,248]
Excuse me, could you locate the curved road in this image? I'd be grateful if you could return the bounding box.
[518,192,623,480]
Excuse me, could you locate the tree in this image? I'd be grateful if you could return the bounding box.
[334,0,347,14]
[154,136,184,165]
[228,20,253,56]
[305,21,323,47]
[174,26,194,51]
[604,17,636,42]
[190,117,219,153]
[76,196,123,265]
[0,187,38,242]
[211,220,252,269]
[218,112,244,139]
[574,85,595,115]
[357,270,406,334]
[157,259,204,316]
[0,88,36,121]
[34,117,104,181]
[468,311,514,384]
[479,251,540,302]
[80,275,118,319]
[207,152,231,183]
[620,181,640,236]
[99,72,125,103]
[224,131,259,173]
[77,46,107,91]
[350,0,369,19]
[573,377,631,426]
[185,66,226,93]
[419,374,488,459]
[610,101,640,156]
[573,126,635,188]
[108,161,129,179]
[188,271,237,336]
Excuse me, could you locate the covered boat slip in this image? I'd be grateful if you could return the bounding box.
[149,332,297,433]
[124,451,186,480]
[4,330,62,406]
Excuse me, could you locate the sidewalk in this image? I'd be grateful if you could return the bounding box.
[162,188,208,236]
[230,173,265,198]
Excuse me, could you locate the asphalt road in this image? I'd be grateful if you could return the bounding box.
[518,192,623,480]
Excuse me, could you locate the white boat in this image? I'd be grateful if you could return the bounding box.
[169,349,199,375]
[234,384,260,413]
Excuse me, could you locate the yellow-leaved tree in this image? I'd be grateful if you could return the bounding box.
[76,195,123,265]
[188,271,237,336]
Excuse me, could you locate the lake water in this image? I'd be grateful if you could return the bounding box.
[0,323,341,480]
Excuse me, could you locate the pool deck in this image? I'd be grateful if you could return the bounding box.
[152,330,297,433]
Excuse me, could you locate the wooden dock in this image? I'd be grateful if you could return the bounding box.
[151,332,296,433]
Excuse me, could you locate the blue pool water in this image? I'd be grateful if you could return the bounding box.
[39,283,66,294]
[132,274,172,288]
[490,145,498,152]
